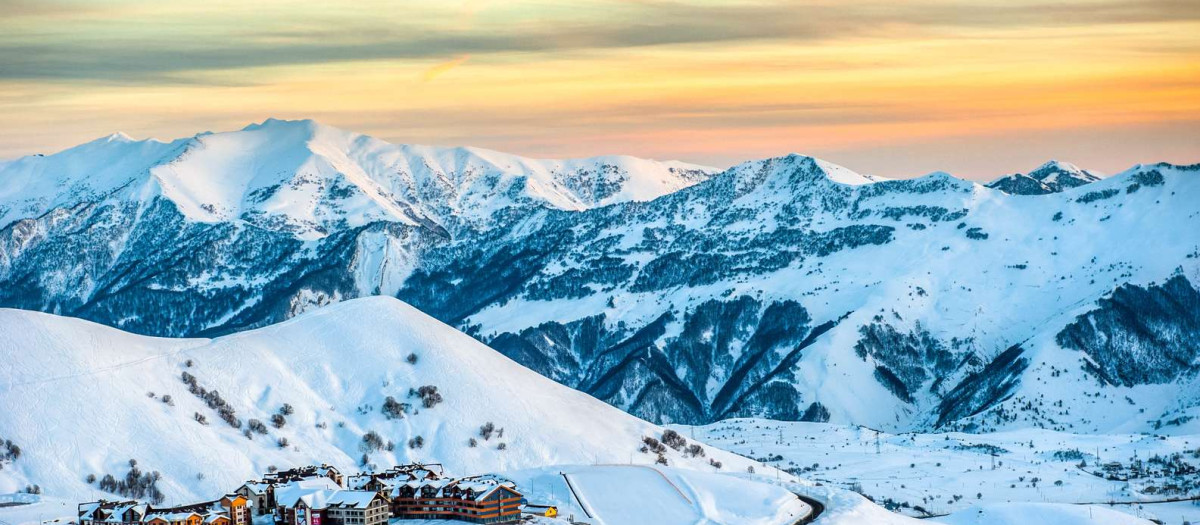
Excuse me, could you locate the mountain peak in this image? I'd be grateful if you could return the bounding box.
[1031,159,1083,176]
[105,131,135,143]
[241,117,319,132]
[987,160,1104,195]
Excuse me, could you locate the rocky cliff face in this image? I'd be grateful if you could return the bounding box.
[3,121,1199,432]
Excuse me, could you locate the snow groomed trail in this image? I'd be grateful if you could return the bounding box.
[558,465,815,525]
[565,465,702,525]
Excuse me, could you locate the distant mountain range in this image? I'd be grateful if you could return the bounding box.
[2,119,1198,434]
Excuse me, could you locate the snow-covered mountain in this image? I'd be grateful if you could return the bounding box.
[0,118,713,240]
[0,297,767,504]
[2,120,1198,435]
[986,160,1104,195]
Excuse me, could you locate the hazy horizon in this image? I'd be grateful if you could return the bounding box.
[2,0,1198,179]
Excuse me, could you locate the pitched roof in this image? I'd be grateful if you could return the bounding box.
[278,490,379,510]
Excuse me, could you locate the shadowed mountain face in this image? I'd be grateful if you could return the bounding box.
[3,119,1199,432]
[986,161,1104,195]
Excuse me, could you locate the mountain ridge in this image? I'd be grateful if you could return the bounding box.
[2,120,1198,436]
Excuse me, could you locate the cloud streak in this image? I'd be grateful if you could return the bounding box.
[1,0,1197,82]
[422,55,471,82]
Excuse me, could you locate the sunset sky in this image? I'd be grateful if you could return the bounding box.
[1,0,1198,178]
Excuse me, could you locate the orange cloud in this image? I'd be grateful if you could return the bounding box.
[422,55,471,82]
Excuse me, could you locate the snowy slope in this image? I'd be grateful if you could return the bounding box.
[0,297,769,504]
[686,419,1198,523]
[410,155,1200,432]
[502,465,810,525]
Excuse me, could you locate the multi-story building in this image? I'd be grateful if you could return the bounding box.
[391,475,522,524]
[276,490,387,525]
[79,495,248,525]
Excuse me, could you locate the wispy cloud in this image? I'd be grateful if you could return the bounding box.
[0,0,1196,177]
[1,0,1198,83]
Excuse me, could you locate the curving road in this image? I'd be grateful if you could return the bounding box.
[792,493,825,524]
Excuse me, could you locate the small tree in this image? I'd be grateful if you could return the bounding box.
[86,473,97,483]
[496,443,507,451]
[271,414,287,429]
[479,422,496,440]
[361,431,385,452]
[662,429,686,450]
[381,397,410,420]
[468,438,478,448]
[161,395,173,406]
[279,404,295,416]
[642,436,666,454]
[406,353,418,365]
[194,412,208,425]
[416,386,443,408]
[408,436,424,449]
[277,437,289,448]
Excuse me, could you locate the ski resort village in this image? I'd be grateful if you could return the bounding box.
[78,464,527,525]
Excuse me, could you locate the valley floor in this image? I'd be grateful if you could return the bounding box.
[680,419,1200,524]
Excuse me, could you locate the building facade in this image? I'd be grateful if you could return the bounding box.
[80,496,247,525]
[277,490,387,525]
[391,476,522,524]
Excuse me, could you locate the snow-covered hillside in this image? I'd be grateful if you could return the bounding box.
[1,120,1198,436]
[0,297,766,504]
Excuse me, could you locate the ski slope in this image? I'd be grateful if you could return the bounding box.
[0,297,771,504]
[567,466,700,524]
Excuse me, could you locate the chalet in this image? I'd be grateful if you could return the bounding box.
[275,490,387,525]
[79,501,147,525]
[392,475,522,524]
[265,465,344,488]
[80,495,249,525]
[144,511,202,525]
[346,463,443,494]
[234,481,272,515]
[271,477,342,519]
